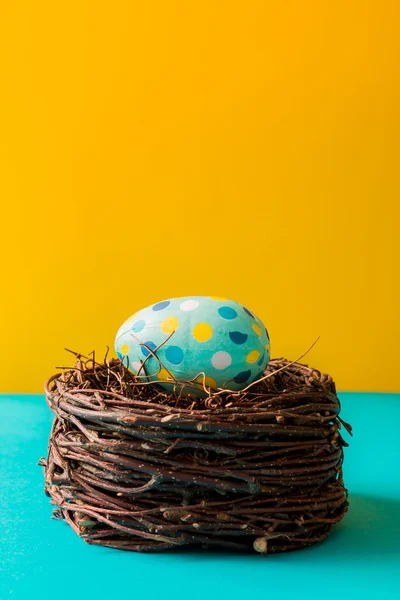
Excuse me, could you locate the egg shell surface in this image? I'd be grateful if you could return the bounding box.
[115,296,270,392]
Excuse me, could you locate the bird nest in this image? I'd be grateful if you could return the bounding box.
[40,353,351,554]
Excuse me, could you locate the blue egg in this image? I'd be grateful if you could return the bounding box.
[115,296,271,395]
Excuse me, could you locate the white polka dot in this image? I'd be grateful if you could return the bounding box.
[211,351,232,370]
[180,299,200,312]
[131,361,143,373]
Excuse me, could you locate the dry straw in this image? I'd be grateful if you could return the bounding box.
[40,350,351,554]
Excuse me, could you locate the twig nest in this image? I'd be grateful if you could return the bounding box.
[41,356,351,554]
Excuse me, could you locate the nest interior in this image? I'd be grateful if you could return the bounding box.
[41,355,351,554]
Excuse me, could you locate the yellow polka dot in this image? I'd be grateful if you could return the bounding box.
[265,343,271,352]
[192,322,213,342]
[252,324,262,336]
[209,296,227,301]
[194,375,217,389]
[205,376,217,388]
[120,343,130,355]
[157,368,174,381]
[160,316,179,334]
[246,350,261,364]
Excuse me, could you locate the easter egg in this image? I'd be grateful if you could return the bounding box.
[115,296,270,394]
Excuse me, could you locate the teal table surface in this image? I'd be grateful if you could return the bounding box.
[1,392,399,600]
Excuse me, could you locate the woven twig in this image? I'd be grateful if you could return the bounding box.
[40,356,351,554]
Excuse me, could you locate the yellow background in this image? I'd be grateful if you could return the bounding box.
[0,1,399,393]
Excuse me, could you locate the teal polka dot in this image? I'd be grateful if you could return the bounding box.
[152,301,170,311]
[132,319,145,333]
[229,331,248,345]
[165,346,184,365]
[243,306,255,319]
[257,352,265,366]
[233,369,251,383]
[218,306,237,320]
[141,341,157,357]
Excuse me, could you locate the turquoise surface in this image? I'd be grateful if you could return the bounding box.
[115,296,270,393]
[1,392,400,600]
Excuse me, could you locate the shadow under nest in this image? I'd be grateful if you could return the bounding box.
[40,354,352,554]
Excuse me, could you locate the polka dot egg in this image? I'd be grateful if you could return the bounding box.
[115,296,271,394]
